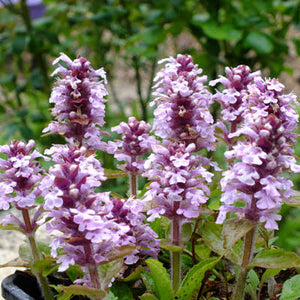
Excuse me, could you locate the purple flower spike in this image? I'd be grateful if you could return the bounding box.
[43,145,159,281]
[43,53,108,150]
[0,140,46,210]
[210,65,261,124]
[109,197,160,264]
[151,54,215,151]
[107,117,156,175]
[217,77,300,230]
[42,145,106,211]
[143,141,214,221]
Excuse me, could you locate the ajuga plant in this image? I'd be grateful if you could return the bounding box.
[0,53,300,300]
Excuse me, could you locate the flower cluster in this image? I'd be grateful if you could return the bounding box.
[210,65,261,124]
[109,197,160,264]
[151,54,215,151]
[43,53,108,150]
[143,141,213,221]
[42,145,159,284]
[217,77,300,230]
[107,117,156,175]
[0,140,46,211]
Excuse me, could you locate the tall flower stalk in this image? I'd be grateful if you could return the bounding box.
[107,117,155,197]
[145,54,216,291]
[0,140,53,300]
[216,76,300,299]
[210,65,261,148]
[43,53,108,151]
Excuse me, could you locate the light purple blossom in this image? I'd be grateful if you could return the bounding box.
[217,77,300,230]
[210,65,261,124]
[43,53,108,150]
[151,54,215,151]
[107,117,156,175]
[0,140,46,210]
[143,141,214,221]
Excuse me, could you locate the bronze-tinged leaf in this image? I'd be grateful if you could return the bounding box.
[59,284,106,299]
[222,218,255,249]
[104,168,127,179]
[248,248,300,269]
[0,256,29,268]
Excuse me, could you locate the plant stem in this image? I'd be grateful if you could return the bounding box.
[232,227,257,300]
[84,244,101,290]
[22,209,53,300]
[171,201,182,293]
[130,173,137,198]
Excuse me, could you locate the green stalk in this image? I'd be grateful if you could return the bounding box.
[22,210,53,300]
[232,227,257,300]
[171,202,182,293]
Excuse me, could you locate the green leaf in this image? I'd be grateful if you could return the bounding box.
[104,168,127,179]
[150,216,170,239]
[181,222,193,244]
[146,259,173,300]
[66,264,84,282]
[223,218,255,249]
[106,291,118,300]
[202,222,242,265]
[120,265,144,282]
[57,284,106,300]
[141,271,156,294]
[110,281,133,300]
[12,33,27,54]
[293,38,300,56]
[259,269,280,292]
[285,191,300,206]
[0,256,28,268]
[99,258,124,291]
[249,248,300,269]
[245,269,259,300]
[200,22,242,41]
[160,241,183,252]
[19,242,33,264]
[32,258,57,277]
[0,225,24,233]
[175,258,217,300]
[139,293,159,300]
[244,31,274,54]
[280,274,300,300]
[191,13,210,25]
[194,243,211,260]
[127,26,167,46]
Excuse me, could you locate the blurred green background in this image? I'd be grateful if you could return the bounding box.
[1,0,300,251]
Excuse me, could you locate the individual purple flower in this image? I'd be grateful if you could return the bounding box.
[43,53,108,150]
[107,117,156,175]
[0,140,46,211]
[217,78,300,230]
[143,141,214,221]
[151,54,215,151]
